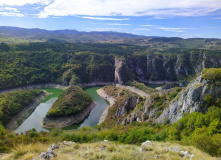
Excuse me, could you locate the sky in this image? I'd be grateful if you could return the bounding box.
[0,0,221,38]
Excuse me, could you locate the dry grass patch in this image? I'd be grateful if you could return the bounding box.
[0,141,215,160]
[0,143,48,160]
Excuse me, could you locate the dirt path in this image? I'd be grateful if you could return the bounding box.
[116,84,150,98]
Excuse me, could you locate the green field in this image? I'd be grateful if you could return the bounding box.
[41,88,63,103]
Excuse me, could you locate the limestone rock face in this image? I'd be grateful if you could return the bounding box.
[115,58,123,84]
[156,73,221,124]
[116,97,138,117]
[120,53,221,84]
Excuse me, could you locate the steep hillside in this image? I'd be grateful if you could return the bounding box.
[118,52,221,84]
[0,42,221,91]
[99,68,221,126]
[0,90,43,125]
[97,84,178,126]
[157,68,221,124]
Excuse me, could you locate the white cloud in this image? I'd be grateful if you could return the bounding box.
[0,12,24,17]
[107,23,131,26]
[135,28,150,31]
[182,33,201,38]
[213,17,221,19]
[0,0,52,6]
[157,27,195,32]
[80,17,129,21]
[93,28,122,31]
[0,7,24,17]
[158,28,184,32]
[139,25,155,27]
[37,0,221,18]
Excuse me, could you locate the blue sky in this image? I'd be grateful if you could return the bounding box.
[0,0,221,38]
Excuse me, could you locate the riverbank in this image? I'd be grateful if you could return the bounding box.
[5,91,49,131]
[79,82,116,87]
[0,83,65,94]
[41,101,96,128]
[97,88,115,125]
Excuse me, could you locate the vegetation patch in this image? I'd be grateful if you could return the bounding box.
[42,88,63,103]
[202,68,221,81]
[127,81,155,94]
[46,86,92,117]
[0,90,42,125]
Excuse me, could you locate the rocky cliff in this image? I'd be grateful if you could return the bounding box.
[115,58,123,84]
[120,53,221,84]
[156,72,221,124]
[100,69,221,126]
[61,52,221,86]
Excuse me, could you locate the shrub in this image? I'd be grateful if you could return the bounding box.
[202,68,221,81]
[155,111,162,118]
[155,101,163,108]
[203,94,214,105]
[168,92,178,101]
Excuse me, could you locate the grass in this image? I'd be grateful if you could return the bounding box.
[0,141,215,160]
[0,143,48,160]
[0,36,44,44]
[41,88,63,103]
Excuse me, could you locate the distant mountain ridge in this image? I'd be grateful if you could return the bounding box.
[0,26,145,43]
[0,26,221,48]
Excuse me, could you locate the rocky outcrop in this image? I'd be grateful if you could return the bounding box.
[30,140,205,160]
[97,88,115,124]
[116,97,138,117]
[98,85,148,125]
[156,73,221,124]
[42,101,96,128]
[115,58,123,84]
[5,91,48,130]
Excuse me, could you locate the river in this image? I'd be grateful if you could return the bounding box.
[15,87,109,134]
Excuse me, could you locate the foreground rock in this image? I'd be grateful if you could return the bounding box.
[31,140,213,160]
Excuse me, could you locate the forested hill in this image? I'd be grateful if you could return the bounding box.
[0,41,221,90]
[0,26,143,43]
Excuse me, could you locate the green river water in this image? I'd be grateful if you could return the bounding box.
[15,87,109,134]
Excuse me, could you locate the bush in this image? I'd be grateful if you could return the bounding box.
[155,111,162,118]
[202,68,221,81]
[168,92,178,101]
[203,94,214,105]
